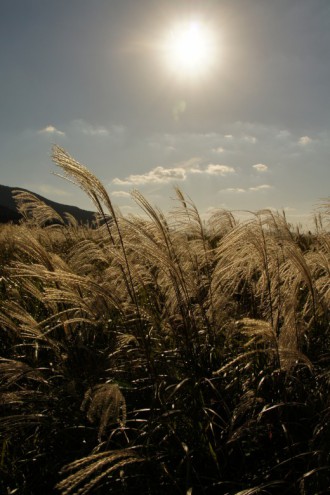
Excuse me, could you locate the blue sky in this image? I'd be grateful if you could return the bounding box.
[1,0,329,227]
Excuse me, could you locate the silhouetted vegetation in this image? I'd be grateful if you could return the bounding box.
[0,184,96,225]
[0,146,329,494]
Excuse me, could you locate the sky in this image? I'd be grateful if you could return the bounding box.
[1,0,329,228]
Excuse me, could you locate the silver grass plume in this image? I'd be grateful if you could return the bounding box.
[81,383,126,441]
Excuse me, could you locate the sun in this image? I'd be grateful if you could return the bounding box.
[164,21,216,77]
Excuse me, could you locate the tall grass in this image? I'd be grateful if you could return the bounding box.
[0,146,329,494]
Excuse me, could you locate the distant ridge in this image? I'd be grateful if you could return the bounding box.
[0,184,96,225]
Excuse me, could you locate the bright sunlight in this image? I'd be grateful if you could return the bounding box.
[164,21,216,77]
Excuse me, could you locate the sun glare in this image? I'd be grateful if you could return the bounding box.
[165,21,216,77]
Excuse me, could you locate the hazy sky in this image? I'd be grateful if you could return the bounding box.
[1,0,329,226]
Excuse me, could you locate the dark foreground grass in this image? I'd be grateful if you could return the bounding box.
[0,146,329,494]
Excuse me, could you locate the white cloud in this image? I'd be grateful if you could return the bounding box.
[38,125,65,136]
[224,134,233,139]
[112,161,236,186]
[72,119,109,136]
[212,146,225,153]
[222,184,272,193]
[252,163,268,172]
[205,164,235,175]
[189,167,203,174]
[178,157,202,170]
[299,135,312,145]
[112,191,131,198]
[113,166,187,185]
[249,184,272,191]
[244,135,257,144]
[224,188,246,193]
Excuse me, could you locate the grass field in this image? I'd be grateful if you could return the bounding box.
[0,146,329,494]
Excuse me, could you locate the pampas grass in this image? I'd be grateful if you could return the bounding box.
[0,146,329,494]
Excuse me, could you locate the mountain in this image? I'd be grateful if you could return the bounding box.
[0,184,96,225]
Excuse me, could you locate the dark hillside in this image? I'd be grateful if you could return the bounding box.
[0,184,96,224]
